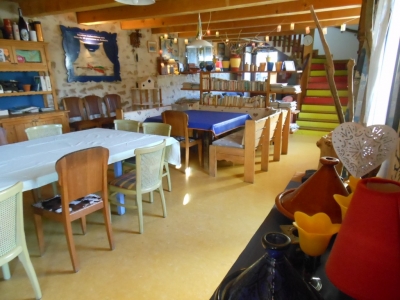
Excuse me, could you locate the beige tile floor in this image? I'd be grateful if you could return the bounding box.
[1,134,320,300]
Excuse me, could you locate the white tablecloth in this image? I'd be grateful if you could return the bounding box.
[0,128,180,192]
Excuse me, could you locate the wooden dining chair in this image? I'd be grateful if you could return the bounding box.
[0,182,42,300]
[83,95,114,128]
[32,147,114,272]
[25,124,63,201]
[142,122,172,192]
[161,110,202,172]
[62,96,100,131]
[114,119,140,132]
[0,127,8,145]
[109,140,167,234]
[103,94,122,118]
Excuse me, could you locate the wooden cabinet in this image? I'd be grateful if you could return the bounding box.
[0,40,68,143]
[0,40,59,110]
[131,88,163,110]
[0,111,70,143]
[0,40,48,71]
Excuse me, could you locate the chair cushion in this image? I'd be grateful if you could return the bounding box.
[173,136,197,143]
[212,130,245,149]
[33,194,102,213]
[109,172,137,189]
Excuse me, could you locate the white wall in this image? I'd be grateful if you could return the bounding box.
[313,25,359,60]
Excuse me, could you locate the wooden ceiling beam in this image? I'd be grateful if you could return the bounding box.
[77,0,361,24]
[76,0,293,24]
[18,0,120,17]
[151,8,360,34]
[121,1,361,29]
[177,18,360,38]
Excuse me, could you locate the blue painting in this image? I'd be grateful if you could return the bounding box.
[60,25,121,83]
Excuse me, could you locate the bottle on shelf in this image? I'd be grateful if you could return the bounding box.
[3,19,13,39]
[33,21,44,41]
[12,22,20,40]
[18,8,29,41]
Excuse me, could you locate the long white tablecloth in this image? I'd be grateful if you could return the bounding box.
[0,128,181,192]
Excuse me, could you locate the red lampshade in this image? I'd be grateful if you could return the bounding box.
[325,177,400,300]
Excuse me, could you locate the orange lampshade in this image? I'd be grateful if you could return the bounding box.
[325,177,400,300]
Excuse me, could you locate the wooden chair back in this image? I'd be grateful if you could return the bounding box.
[161,110,202,171]
[25,124,62,140]
[63,97,87,120]
[161,110,188,139]
[0,127,8,145]
[56,147,109,203]
[0,182,42,299]
[142,123,171,137]
[103,94,122,117]
[114,120,140,132]
[82,95,105,119]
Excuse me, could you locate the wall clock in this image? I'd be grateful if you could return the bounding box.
[303,35,313,46]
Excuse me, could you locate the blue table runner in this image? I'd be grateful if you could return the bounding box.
[145,110,252,136]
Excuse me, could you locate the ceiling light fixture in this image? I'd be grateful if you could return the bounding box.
[277,25,281,32]
[216,31,219,37]
[187,13,213,48]
[173,38,178,43]
[265,36,269,42]
[290,23,295,30]
[305,26,310,34]
[115,0,155,5]
[164,33,168,39]
[323,27,328,35]
[340,24,346,32]
[184,39,188,45]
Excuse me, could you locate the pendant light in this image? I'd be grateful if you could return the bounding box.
[115,0,155,5]
[187,13,213,48]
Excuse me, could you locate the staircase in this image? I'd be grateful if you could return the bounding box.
[295,55,349,136]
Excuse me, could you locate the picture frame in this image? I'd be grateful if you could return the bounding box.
[148,41,157,53]
[60,25,121,83]
[217,43,225,57]
[160,37,179,60]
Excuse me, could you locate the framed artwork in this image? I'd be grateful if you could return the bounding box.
[148,41,157,53]
[60,25,121,83]
[217,43,225,57]
[160,38,179,60]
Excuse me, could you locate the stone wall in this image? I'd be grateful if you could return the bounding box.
[0,1,209,111]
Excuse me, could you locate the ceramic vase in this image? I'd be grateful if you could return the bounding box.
[275,156,348,223]
[214,233,323,300]
[222,59,230,71]
[230,54,241,72]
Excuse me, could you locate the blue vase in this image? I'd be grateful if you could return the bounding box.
[215,233,323,300]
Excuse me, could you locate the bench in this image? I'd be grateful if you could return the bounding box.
[209,110,282,183]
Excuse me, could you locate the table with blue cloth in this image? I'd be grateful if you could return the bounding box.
[145,110,252,169]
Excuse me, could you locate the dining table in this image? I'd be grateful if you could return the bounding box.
[0,128,181,214]
[145,110,252,169]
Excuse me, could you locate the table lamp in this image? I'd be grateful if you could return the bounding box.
[325,177,400,300]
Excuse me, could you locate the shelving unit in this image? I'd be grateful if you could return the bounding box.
[180,71,302,108]
[0,40,69,143]
[131,88,163,110]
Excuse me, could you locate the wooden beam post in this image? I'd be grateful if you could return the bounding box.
[310,5,345,124]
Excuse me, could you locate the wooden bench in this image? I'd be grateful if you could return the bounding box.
[209,110,282,183]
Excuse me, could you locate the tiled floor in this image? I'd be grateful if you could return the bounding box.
[1,134,320,300]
